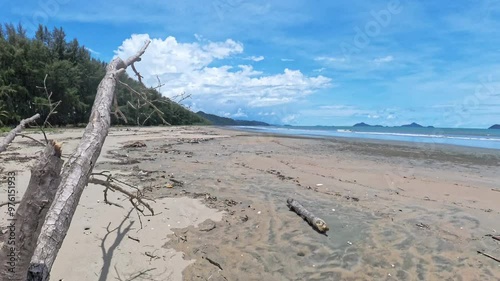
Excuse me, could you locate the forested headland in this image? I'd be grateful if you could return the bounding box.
[0,23,209,127]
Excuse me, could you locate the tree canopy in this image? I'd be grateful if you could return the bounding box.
[0,23,209,127]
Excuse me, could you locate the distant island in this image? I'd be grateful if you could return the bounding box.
[400,122,434,128]
[353,122,383,127]
[353,122,434,128]
[489,124,500,129]
[196,111,270,126]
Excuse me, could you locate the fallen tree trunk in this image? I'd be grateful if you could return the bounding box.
[0,141,63,281]
[287,198,329,233]
[0,114,40,153]
[26,40,151,281]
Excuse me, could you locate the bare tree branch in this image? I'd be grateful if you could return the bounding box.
[0,113,40,153]
[113,93,128,123]
[27,40,152,281]
[141,111,156,126]
[153,75,164,91]
[130,63,144,86]
[89,177,154,216]
[118,80,171,126]
[171,91,192,104]
[16,133,46,147]
[36,74,62,144]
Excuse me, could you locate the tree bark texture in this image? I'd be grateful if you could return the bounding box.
[0,141,63,281]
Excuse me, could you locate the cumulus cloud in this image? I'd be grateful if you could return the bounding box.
[115,34,332,115]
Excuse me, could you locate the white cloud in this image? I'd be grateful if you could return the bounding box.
[115,34,332,112]
[315,56,347,63]
[258,111,277,116]
[310,105,371,117]
[232,108,247,118]
[373,55,394,64]
[85,47,100,55]
[244,55,265,62]
[281,114,298,124]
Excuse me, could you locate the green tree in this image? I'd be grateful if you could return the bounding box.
[0,22,209,127]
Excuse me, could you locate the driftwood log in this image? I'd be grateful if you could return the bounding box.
[287,198,329,233]
[25,40,151,281]
[0,141,63,280]
[0,114,40,153]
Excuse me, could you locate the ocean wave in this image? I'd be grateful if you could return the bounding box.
[346,131,500,142]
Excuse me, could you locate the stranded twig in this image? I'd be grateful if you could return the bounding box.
[145,251,159,260]
[485,234,500,242]
[127,235,140,243]
[204,256,223,271]
[477,250,500,263]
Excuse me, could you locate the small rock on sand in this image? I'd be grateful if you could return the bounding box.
[199,219,216,232]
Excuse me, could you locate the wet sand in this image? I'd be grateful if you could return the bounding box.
[1,126,500,280]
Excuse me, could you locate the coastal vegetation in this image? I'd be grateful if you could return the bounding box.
[0,22,208,127]
[196,111,270,126]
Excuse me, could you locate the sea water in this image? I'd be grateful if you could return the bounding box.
[234,126,500,150]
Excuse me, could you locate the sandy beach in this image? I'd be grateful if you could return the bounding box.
[1,126,500,280]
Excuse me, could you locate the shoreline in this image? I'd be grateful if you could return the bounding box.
[1,126,499,280]
[223,126,500,167]
[226,125,500,151]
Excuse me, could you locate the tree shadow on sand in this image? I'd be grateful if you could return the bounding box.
[98,209,134,281]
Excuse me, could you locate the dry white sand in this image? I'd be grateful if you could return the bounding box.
[0,127,226,281]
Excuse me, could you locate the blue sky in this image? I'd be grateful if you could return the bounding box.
[2,0,500,128]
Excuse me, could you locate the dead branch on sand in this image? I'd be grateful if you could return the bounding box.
[287,198,329,233]
[477,250,500,263]
[89,172,154,216]
[0,114,40,153]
